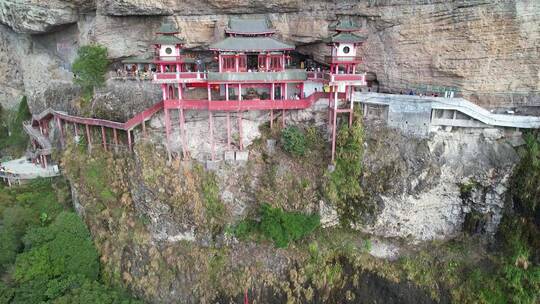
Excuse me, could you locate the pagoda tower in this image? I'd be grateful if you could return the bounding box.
[325,18,368,162]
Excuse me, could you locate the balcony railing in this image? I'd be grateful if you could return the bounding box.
[153,72,207,83]
[325,73,367,85]
[325,56,363,64]
[306,71,325,80]
[207,69,307,82]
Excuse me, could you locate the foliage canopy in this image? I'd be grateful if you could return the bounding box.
[72,44,109,97]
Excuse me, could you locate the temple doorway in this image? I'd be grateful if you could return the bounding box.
[247,54,258,71]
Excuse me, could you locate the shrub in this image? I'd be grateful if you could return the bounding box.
[234,203,320,248]
[281,126,307,156]
[72,44,109,98]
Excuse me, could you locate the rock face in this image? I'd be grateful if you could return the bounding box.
[0,0,94,33]
[1,0,539,113]
[360,127,519,241]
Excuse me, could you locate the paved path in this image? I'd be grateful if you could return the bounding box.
[354,92,540,129]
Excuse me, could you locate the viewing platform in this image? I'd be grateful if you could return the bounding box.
[0,158,60,187]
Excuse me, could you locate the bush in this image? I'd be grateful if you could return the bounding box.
[281,126,307,156]
[233,204,320,248]
[72,44,109,98]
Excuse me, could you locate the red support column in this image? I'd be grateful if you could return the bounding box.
[113,128,118,150]
[238,112,243,151]
[207,84,212,101]
[270,83,275,129]
[238,84,242,101]
[178,85,183,100]
[127,130,132,151]
[164,109,171,147]
[161,84,167,100]
[56,117,64,148]
[85,124,92,152]
[142,120,147,138]
[101,126,107,151]
[179,108,188,158]
[209,111,215,161]
[226,113,231,149]
[349,85,354,127]
[331,88,338,163]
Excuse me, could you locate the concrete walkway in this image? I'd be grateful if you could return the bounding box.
[355,92,540,129]
[0,158,59,180]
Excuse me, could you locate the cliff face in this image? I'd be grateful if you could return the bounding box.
[0,0,539,110]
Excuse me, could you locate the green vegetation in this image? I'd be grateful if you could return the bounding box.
[0,179,141,304]
[325,116,367,225]
[462,132,540,303]
[281,126,307,156]
[0,96,31,156]
[198,167,226,232]
[458,178,479,200]
[233,203,320,248]
[511,133,540,212]
[72,44,109,99]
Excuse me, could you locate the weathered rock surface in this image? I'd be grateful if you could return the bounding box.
[0,24,24,109]
[361,128,519,241]
[0,0,95,33]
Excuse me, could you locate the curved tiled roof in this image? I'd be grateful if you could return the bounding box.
[209,37,294,52]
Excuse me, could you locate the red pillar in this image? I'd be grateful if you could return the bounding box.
[85,124,92,152]
[331,88,338,163]
[101,126,107,151]
[56,117,64,148]
[164,109,171,151]
[142,120,147,138]
[209,111,215,161]
[127,130,132,151]
[238,112,243,151]
[179,108,188,158]
[270,83,275,129]
[113,128,118,150]
[226,113,231,149]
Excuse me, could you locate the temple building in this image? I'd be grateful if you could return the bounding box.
[150,17,367,161]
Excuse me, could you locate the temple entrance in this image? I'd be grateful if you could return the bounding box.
[247,54,258,71]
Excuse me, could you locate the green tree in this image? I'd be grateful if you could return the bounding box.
[72,45,109,98]
[15,212,99,284]
[325,116,366,225]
